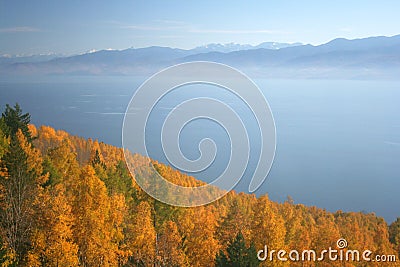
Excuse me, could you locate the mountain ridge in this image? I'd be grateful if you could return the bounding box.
[1,35,400,79]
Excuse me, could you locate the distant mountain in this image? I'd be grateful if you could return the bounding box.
[191,42,302,53]
[255,42,303,50]
[1,46,195,76]
[1,35,399,79]
[315,35,400,52]
[191,43,253,53]
[181,36,400,65]
[0,54,62,64]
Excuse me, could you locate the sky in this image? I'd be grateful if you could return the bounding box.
[1,0,400,56]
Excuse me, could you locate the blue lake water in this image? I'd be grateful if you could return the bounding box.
[0,75,399,222]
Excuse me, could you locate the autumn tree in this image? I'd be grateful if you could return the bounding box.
[158,220,187,266]
[278,201,315,267]
[0,126,47,265]
[217,195,254,248]
[280,199,303,248]
[0,121,8,159]
[373,217,399,267]
[125,201,156,266]
[42,139,80,188]
[72,165,122,266]
[109,193,130,266]
[178,206,220,267]
[27,185,78,266]
[33,125,68,153]
[0,123,13,267]
[390,218,400,257]
[334,211,368,259]
[251,195,287,267]
[314,211,340,245]
[312,210,341,267]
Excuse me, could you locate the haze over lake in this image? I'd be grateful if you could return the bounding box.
[1,75,399,222]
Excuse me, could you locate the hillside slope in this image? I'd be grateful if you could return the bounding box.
[1,112,399,266]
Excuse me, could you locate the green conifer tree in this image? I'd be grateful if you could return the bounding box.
[215,231,259,267]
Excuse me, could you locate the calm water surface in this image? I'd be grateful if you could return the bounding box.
[1,75,399,222]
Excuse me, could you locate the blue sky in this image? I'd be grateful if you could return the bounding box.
[1,0,399,55]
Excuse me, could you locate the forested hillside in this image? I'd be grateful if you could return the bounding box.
[0,104,399,266]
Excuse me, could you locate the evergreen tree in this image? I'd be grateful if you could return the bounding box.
[215,232,259,267]
[1,103,32,143]
[226,232,248,266]
[247,243,259,267]
[91,149,106,169]
[215,250,229,267]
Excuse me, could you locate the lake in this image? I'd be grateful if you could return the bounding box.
[1,75,399,222]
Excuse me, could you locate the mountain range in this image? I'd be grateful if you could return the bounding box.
[1,35,399,79]
[191,41,302,53]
